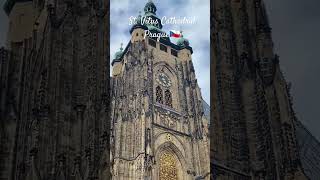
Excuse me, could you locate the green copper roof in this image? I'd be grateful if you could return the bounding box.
[142,0,163,30]
[144,0,157,15]
[114,51,123,60]
[112,44,124,65]
[144,14,162,29]
[114,46,123,60]
[146,25,165,33]
[3,0,31,15]
[177,36,190,48]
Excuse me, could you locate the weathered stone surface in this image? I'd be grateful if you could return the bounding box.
[211,0,308,179]
[0,0,312,180]
[0,0,110,179]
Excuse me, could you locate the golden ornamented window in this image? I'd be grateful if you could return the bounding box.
[156,86,163,104]
[159,152,178,180]
[165,90,172,107]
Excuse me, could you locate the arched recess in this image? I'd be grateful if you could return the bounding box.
[152,132,191,180]
[153,62,180,111]
[153,141,188,180]
[159,150,179,180]
[153,61,178,77]
[153,132,187,158]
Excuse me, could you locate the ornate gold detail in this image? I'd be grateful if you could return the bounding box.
[159,152,178,180]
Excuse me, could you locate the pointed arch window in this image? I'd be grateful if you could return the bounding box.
[156,86,163,104]
[165,90,172,107]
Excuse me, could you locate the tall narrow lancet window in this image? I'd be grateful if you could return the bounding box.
[156,86,163,104]
[165,90,172,107]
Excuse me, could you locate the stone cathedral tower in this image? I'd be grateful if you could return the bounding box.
[110,1,210,180]
[1,0,110,179]
[211,0,308,179]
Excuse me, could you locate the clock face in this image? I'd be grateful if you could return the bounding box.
[157,73,172,88]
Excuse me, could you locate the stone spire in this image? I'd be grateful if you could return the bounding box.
[256,0,271,32]
[112,43,124,66]
[114,43,123,59]
[142,0,163,30]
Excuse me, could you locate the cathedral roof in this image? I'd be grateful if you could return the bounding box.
[114,50,123,60]
[116,0,193,66]
[112,44,125,65]
[176,36,190,48]
[111,42,131,66]
[144,0,157,15]
[130,1,163,33]
[162,37,193,53]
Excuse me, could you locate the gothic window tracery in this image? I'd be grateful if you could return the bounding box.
[156,86,163,104]
[165,90,172,107]
[159,152,178,180]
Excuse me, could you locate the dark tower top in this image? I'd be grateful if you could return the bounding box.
[144,0,157,15]
[143,0,163,30]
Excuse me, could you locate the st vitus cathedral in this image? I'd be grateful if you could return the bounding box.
[110,1,210,180]
[0,0,313,180]
[211,0,308,180]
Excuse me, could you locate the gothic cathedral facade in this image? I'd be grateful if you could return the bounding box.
[1,0,110,179]
[110,1,210,180]
[211,0,308,179]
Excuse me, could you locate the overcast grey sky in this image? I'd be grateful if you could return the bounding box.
[0,0,319,140]
[265,0,320,141]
